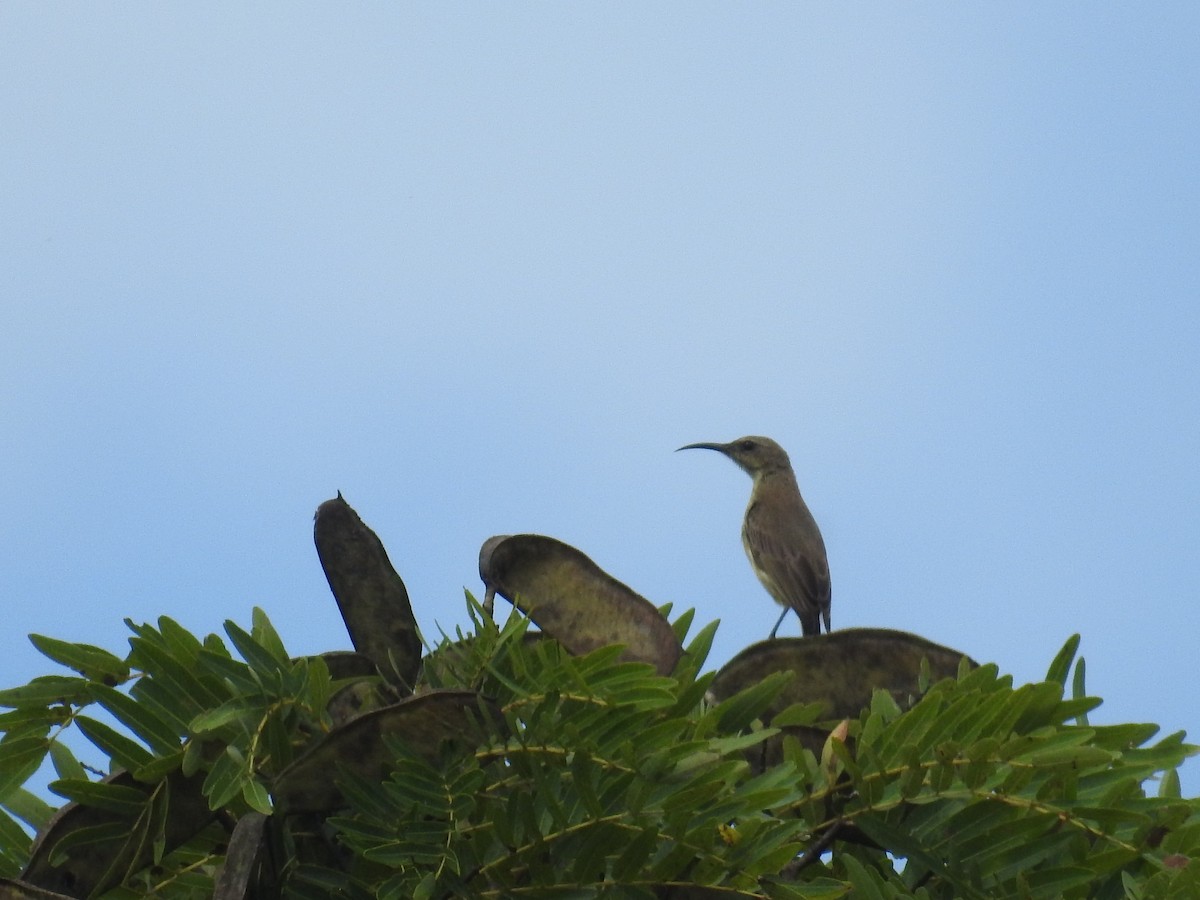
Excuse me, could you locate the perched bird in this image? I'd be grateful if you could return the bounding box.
[677,436,831,638]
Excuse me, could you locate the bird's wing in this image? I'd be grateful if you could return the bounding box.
[744,500,831,635]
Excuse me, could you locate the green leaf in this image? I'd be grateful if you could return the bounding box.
[189,699,259,736]
[0,675,91,709]
[178,737,203,778]
[1045,634,1080,687]
[711,670,793,732]
[299,654,333,719]
[50,819,133,862]
[224,620,289,677]
[770,700,827,729]
[76,714,154,771]
[29,634,129,684]
[1006,729,1114,767]
[0,705,72,734]
[567,820,617,884]
[195,646,259,695]
[894,745,928,799]
[0,805,32,864]
[48,739,88,781]
[1156,768,1182,800]
[125,675,198,735]
[764,877,852,899]
[669,606,695,643]
[1024,865,1105,897]
[126,632,225,710]
[242,778,273,814]
[856,812,985,900]
[49,778,147,815]
[839,853,888,900]
[88,684,181,755]
[1070,655,1089,726]
[611,825,658,880]
[203,745,249,810]
[675,618,718,682]
[1123,729,1194,772]
[569,750,602,818]
[133,749,186,782]
[648,837,698,881]
[251,606,291,663]
[260,706,296,773]
[956,814,1078,884]
[1069,805,1151,832]
[2,785,55,832]
[106,779,169,889]
[0,737,47,803]
[157,615,205,660]
[1089,721,1160,752]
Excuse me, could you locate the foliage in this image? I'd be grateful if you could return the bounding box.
[0,602,1196,898]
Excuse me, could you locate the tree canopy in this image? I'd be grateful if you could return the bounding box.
[0,498,1194,898]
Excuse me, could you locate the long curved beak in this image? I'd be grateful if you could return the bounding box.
[676,441,728,453]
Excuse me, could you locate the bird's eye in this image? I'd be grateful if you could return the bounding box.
[740,440,755,452]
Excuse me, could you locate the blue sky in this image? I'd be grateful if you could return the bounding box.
[3,6,1197,795]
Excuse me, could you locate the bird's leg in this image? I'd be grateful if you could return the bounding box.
[768,606,789,639]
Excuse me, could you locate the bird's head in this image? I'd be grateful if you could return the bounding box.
[676,435,793,479]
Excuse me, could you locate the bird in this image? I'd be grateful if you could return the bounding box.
[677,436,831,638]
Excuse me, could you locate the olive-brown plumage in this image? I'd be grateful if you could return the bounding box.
[678,436,831,638]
